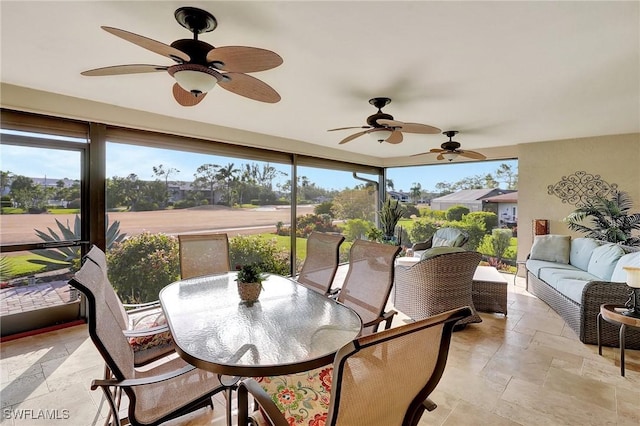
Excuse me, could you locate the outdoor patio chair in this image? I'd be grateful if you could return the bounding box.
[336,239,401,334]
[69,255,227,426]
[411,227,469,256]
[178,233,230,279]
[237,307,472,426]
[394,250,483,327]
[83,245,175,366]
[296,232,345,296]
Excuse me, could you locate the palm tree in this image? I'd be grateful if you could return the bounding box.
[564,191,640,246]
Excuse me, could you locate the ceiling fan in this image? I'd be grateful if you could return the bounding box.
[328,97,441,144]
[412,131,487,161]
[81,7,282,106]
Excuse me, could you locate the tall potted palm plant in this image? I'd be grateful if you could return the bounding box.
[564,191,640,246]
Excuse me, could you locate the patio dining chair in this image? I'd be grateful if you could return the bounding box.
[83,245,175,366]
[69,255,227,426]
[336,239,401,334]
[178,233,230,279]
[296,232,345,296]
[237,307,472,426]
[394,250,483,327]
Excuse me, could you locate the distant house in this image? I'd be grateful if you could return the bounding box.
[482,191,518,227]
[388,190,410,202]
[430,188,516,213]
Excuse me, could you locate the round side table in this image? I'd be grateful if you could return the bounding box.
[597,304,640,377]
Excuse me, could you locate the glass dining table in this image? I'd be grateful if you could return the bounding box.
[159,272,363,378]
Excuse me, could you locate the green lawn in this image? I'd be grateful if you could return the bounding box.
[2,254,68,279]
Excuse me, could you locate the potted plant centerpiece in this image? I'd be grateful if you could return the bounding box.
[235,263,266,306]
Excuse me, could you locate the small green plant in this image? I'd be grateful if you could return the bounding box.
[379,198,405,241]
[235,263,266,284]
[30,214,126,272]
[229,235,289,276]
[0,256,14,283]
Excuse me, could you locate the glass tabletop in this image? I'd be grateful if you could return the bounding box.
[159,272,363,376]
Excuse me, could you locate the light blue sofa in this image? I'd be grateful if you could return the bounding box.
[526,236,640,348]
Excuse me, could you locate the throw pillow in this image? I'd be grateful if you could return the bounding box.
[420,246,466,261]
[587,243,626,281]
[530,235,571,264]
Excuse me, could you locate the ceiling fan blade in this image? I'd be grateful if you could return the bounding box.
[338,130,369,145]
[218,73,281,103]
[81,64,168,76]
[206,46,283,72]
[386,130,403,144]
[458,150,487,160]
[101,26,190,62]
[328,126,371,131]
[436,153,445,161]
[172,83,207,107]
[410,148,442,157]
[377,119,441,134]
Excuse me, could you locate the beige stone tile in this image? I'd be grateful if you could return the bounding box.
[483,343,553,386]
[437,364,506,410]
[0,372,49,409]
[9,384,103,426]
[581,357,640,392]
[513,311,566,336]
[616,386,640,426]
[442,400,520,426]
[498,378,618,426]
[543,366,616,411]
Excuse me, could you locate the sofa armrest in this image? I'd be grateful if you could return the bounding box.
[580,280,635,345]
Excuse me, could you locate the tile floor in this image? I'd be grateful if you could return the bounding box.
[1,274,638,426]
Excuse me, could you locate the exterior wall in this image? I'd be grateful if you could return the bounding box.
[431,201,483,212]
[517,133,640,261]
[497,202,517,226]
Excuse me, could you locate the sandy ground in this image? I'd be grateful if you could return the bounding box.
[0,205,316,246]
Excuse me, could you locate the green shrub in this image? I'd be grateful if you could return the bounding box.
[409,219,439,243]
[343,219,375,242]
[442,220,485,251]
[1,196,12,208]
[314,201,334,216]
[419,208,446,220]
[402,203,420,218]
[107,232,180,303]
[446,205,470,221]
[229,235,289,276]
[464,211,498,234]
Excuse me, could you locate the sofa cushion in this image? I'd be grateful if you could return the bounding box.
[420,246,466,261]
[526,259,578,277]
[539,268,599,289]
[587,243,626,280]
[569,238,600,271]
[530,235,571,264]
[610,251,640,282]
[553,278,590,304]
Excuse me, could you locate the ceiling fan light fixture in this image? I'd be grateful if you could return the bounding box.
[169,64,219,95]
[442,152,459,162]
[368,128,393,143]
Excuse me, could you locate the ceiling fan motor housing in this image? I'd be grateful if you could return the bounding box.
[367,112,393,128]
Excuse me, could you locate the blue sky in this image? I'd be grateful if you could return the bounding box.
[2,141,517,193]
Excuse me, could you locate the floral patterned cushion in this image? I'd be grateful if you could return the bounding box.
[126,309,174,353]
[253,366,333,426]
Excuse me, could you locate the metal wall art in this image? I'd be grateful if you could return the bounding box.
[547,171,618,207]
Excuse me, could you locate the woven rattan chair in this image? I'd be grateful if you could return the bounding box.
[237,307,472,426]
[84,245,174,366]
[178,233,230,279]
[69,256,227,426]
[394,250,483,327]
[336,239,401,334]
[296,232,345,296]
[411,227,469,254]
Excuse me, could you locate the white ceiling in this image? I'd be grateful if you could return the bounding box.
[1,1,638,167]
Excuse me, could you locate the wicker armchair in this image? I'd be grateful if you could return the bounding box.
[336,239,401,334]
[411,227,469,254]
[69,256,227,426]
[84,246,174,366]
[178,233,230,279]
[394,250,483,327]
[296,232,345,296]
[237,307,472,426]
